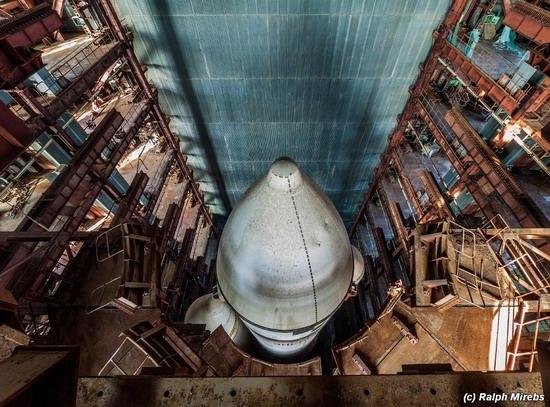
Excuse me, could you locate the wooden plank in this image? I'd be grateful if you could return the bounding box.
[422,279,449,288]
[352,354,371,375]
[0,351,67,403]
[524,294,550,312]
[164,327,204,371]
[140,323,166,340]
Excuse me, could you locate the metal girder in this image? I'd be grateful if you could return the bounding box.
[416,100,466,174]
[415,99,499,220]
[111,171,149,226]
[485,228,550,239]
[440,40,520,115]
[502,0,550,45]
[0,4,63,87]
[17,89,79,153]
[373,227,393,282]
[347,1,468,237]
[26,102,151,297]
[0,231,92,242]
[388,201,410,257]
[159,182,190,254]
[391,151,423,219]
[0,103,38,174]
[76,373,544,407]
[143,151,174,219]
[444,108,549,229]
[0,3,63,48]
[101,102,151,177]
[419,170,455,221]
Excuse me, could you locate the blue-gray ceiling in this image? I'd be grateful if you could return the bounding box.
[112,0,450,226]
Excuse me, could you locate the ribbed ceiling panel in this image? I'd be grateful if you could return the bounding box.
[113,0,450,226]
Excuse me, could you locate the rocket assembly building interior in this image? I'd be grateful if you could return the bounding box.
[1,0,550,405]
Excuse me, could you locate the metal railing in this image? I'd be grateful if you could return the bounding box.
[447,30,532,102]
[95,223,124,262]
[85,276,122,315]
[418,91,469,162]
[447,220,507,307]
[101,91,148,160]
[29,29,118,105]
[483,215,550,296]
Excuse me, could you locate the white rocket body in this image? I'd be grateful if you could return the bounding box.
[214,157,363,358]
[184,294,249,348]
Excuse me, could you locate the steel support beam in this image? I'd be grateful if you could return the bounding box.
[416,99,497,220]
[349,0,470,236]
[0,99,150,298]
[391,152,423,219]
[419,170,455,221]
[0,231,92,242]
[45,43,124,119]
[0,4,63,87]
[0,3,62,48]
[160,182,190,254]
[485,228,550,239]
[76,372,544,407]
[373,227,393,283]
[502,0,550,45]
[416,101,466,174]
[388,201,410,257]
[0,102,40,173]
[111,171,149,226]
[143,151,174,220]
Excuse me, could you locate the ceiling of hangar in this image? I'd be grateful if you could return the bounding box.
[112,0,450,226]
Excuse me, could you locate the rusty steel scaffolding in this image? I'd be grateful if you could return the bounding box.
[0,0,217,340]
[349,0,550,374]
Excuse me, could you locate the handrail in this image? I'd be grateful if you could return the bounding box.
[85,276,122,315]
[95,223,124,262]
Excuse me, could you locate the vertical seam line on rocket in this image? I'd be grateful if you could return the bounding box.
[287,178,318,322]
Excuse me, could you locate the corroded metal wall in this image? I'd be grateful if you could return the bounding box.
[113,0,450,225]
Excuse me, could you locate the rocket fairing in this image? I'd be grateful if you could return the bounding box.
[214,157,364,358]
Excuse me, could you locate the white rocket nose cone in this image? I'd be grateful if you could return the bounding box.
[216,157,355,358]
[217,157,353,331]
[270,156,299,177]
[267,156,303,191]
